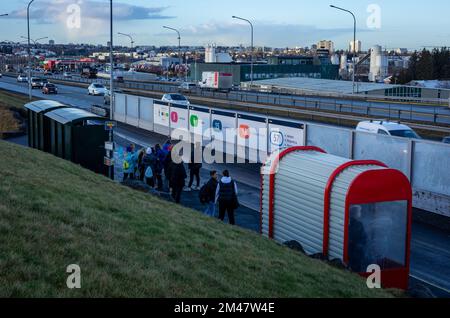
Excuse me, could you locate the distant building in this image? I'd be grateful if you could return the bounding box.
[268,55,313,65]
[205,45,232,63]
[349,40,362,53]
[317,40,334,53]
[395,48,408,55]
[190,59,338,85]
[369,45,388,82]
[49,40,55,46]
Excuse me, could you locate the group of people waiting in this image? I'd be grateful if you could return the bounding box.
[122,142,239,225]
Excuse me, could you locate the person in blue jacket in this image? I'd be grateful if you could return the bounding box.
[123,146,135,181]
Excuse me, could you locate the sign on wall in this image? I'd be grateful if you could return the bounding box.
[237,114,267,153]
[211,110,236,142]
[189,106,211,141]
[268,119,305,153]
[170,104,189,131]
[153,101,170,127]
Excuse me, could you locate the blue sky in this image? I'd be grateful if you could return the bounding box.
[1,0,449,50]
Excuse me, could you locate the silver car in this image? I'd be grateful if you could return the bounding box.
[17,74,28,83]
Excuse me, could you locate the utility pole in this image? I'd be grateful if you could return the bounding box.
[108,0,114,180]
[27,0,35,101]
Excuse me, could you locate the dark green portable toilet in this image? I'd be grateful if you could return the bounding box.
[44,108,110,176]
[24,100,67,152]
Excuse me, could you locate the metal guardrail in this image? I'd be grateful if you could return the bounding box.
[7,72,450,126]
[113,92,450,217]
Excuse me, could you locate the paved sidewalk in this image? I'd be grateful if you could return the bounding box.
[113,131,260,233]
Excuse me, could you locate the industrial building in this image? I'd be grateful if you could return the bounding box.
[190,57,339,85]
[241,76,450,99]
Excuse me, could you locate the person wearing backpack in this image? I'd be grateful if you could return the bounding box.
[215,170,239,225]
[200,170,218,217]
[122,146,135,181]
[142,148,155,188]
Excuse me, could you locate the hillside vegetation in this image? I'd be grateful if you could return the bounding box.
[0,140,392,298]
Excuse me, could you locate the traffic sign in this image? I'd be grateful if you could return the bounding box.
[104,157,115,167]
[105,141,115,151]
[105,121,116,131]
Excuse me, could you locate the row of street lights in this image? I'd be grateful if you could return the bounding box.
[21,1,358,101]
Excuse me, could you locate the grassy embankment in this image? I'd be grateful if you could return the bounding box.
[0,140,394,298]
[0,89,36,137]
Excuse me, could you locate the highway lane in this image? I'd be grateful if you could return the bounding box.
[12,73,450,124]
[1,77,450,295]
[0,76,101,109]
[2,76,449,138]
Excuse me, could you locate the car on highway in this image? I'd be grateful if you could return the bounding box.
[443,136,450,144]
[178,82,197,93]
[63,72,72,78]
[161,93,190,106]
[31,77,48,89]
[17,74,28,83]
[88,83,107,96]
[356,120,421,139]
[104,88,124,105]
[42,83,58,95]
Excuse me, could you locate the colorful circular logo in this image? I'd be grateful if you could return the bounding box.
[190,115,199,128]
[171,111,179,123]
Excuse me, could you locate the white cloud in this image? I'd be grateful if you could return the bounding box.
[156,21,360,48]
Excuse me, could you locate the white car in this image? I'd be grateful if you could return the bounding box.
[356,120,421,139]
[63,72,72,78]
[88,83,107,96]
[161,93,190,106]
[179,82,197,93]
[17,74,28,83]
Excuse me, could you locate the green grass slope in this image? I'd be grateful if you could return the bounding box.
[0,140,392,298]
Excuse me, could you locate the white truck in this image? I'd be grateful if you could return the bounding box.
[199,72,233,91]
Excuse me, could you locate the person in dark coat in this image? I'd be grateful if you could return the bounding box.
[187,150,203,191]
[215,170,239,225]
[170,162,187,204]
[348,205,368,272]
[164,146,174,191]
[154,144,165,191]
[142,147,156,188]
[203,170,218,217]
[137,148,146,182]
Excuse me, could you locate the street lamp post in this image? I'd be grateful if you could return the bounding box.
[163,26,183,79]
[118,32,134,49]
[330,4,357,94]
[21,36,48,48]
[232,15,254,86]
[108,0,114,180]
[27,0,35,100]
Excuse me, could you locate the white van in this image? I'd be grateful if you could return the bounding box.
[356,120,421,139]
